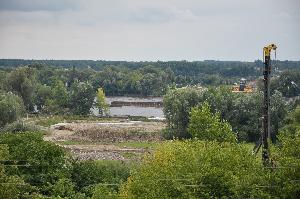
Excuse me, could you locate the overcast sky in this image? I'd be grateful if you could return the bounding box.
[0,0,299,61]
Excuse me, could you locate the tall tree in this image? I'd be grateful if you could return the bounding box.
[69,82,95,115]
[163,87,203,139]
[5,67,36,110]
[0,92,25,127]
[96,88,109,116]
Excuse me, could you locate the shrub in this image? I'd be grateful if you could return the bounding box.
[120,141,268,198]
[0,132,71,194]
[0,92,25,127]
[0,120,40,133]
[188,102,236,142]
[72,160,130,196]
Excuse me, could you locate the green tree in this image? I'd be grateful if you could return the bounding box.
[53,80,69,109]
[230,92,262,142]
[96,88,109,116]
[188,102,236,142]
[120,141,268,198]
[0,132,71,195]
[163,87,203,139]
[279,105,300,138]
[52,178,76,198]
[71,160,129,196]
[269,108,300,198]
[0,92,25,127]
[34,84,52,111]
[43,80,69,114]
[270,90,288,141]
[4,67,36,110]
[92,185,117,199]
[270,69,300,97]
[69,82,95,115]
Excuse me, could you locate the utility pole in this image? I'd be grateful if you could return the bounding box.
[262,43,277,166]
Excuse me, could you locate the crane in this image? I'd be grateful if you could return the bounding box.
[261,43,277,165]
[253,44,277,166]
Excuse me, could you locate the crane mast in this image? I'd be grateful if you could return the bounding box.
[262,43,277,165]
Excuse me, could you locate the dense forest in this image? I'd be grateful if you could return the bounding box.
[1,59,300,95]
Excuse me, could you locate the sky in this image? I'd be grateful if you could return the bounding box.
[0,0,299,61]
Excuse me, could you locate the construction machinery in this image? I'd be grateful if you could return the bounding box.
[253,43,277,166]
[232,78,254,93]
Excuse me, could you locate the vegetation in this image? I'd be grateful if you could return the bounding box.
[119,107,300,198]
[0,92,25,127]
[163,87,202,139]
[0,132,130,198]
[188,102,236,142]
[0,60,300,198]
[96,88,109,116]
[163,87,289,142]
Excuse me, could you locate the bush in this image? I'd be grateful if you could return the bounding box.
[0,132,71,194]
[0,120,40,133]
[51,178,76,198]
[120,141,268,198]
[92,185,117,199]
[72,160,130,196]
[0,92,25,127]
[188,102,236,142]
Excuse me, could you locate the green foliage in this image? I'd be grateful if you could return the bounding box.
[4,66,36,110]
[34,84,52,111]
[268,124,300,198]
[0,92,25,127]
[45,80,69,114]
[279,106,300,138]
[120,141,267,199]
[0,144,37,198]
[0,132,71,194]
[92,185,117,199]
[69,81,95,115]
[71,160,130,196]
[0,120,40,133]
[164,87,288,142]
[96,87,109,116]
[188,102,236,142]
[270,69,300,98]
[163,87,202,139]
[51,178,76,198]
[91,65,173,96]
[230,92,262,141]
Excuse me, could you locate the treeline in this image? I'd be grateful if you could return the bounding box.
[163,86,299,142]
[1,59,300,81]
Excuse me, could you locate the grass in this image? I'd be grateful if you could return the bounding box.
[121,152,138,159]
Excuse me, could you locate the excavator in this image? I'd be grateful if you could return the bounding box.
[232,78,253,93]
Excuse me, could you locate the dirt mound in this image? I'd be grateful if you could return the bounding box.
[49,121,164,143]
[73,129,161,142]
[45,121,165,160]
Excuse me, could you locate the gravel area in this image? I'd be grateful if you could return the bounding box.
[44,120,164,161]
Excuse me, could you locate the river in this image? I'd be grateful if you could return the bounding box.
[91,97,164,118]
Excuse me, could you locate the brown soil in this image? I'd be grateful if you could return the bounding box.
[44,120,165,161]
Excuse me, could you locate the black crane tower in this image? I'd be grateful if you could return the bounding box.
[262,43,277,165]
